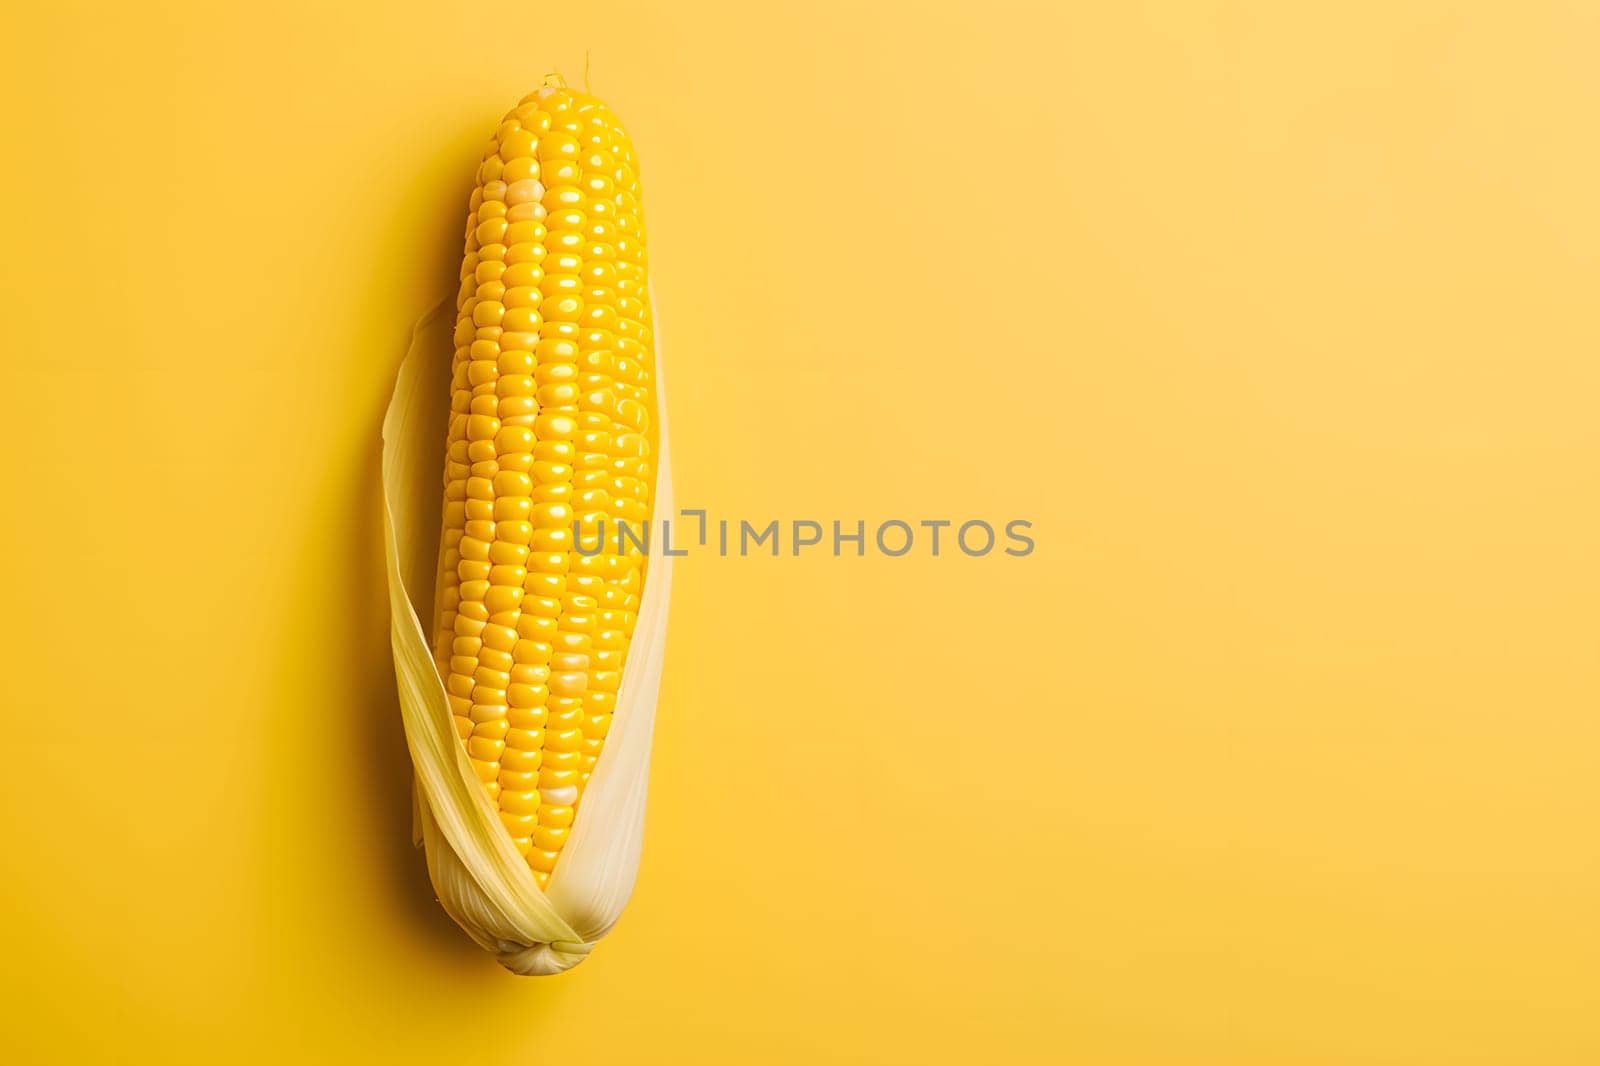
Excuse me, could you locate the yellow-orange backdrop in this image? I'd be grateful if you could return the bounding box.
[2,2,1598,1063]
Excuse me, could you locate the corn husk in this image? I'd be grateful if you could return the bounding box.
[381,293,673,975]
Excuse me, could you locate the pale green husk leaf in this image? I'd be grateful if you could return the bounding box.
[381,294,673,975]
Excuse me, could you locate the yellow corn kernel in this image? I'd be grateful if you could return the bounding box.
[430,82,656,888]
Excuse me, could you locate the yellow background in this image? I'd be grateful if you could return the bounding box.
[3,2,1598,1063]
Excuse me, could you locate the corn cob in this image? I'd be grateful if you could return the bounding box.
[431,77,655,890]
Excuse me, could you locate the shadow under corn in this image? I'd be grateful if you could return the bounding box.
[279,121,506,981]
[270,112,607,1020]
